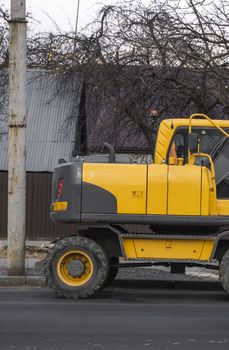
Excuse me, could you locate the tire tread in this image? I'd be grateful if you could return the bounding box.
[220,249,229,295]
[44,236,109,299]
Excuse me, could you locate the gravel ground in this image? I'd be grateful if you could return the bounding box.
[0,260,219,281]
[117,266,219,281]
[0,240,219,281]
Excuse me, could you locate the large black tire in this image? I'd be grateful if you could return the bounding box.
[104,257,119,287]
[219,249,229,295]
[44,236,109,299]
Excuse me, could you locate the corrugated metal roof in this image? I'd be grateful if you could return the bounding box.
[0,69,83,171]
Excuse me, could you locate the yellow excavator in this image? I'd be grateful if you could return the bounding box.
[45,114,229,298]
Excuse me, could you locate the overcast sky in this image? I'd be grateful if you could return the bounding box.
[1,0,149,33]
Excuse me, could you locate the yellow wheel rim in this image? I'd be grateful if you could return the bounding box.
[57,250,93,286]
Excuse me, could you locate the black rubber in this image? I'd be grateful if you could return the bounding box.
[44,236,109,299]
[104,257,119,287]
[219,249,229,295]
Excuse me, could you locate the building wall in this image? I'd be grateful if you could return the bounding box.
[0,172,78,239]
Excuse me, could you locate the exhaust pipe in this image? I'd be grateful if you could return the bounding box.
[103,142,116,163]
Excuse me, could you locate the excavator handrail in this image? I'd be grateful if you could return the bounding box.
[189,113,229,139]
[190,153,215,179]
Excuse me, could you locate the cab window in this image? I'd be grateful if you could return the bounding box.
[168,127,229,198]
[168,127,229,164]
[198,129,226,154]
[168,130,188,164]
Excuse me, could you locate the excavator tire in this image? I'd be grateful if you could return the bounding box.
[44,236,109,299]
[219,249,229,296]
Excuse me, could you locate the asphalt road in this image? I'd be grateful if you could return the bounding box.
[0,279,229,350]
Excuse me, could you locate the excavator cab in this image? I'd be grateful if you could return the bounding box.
[166,114,229,218]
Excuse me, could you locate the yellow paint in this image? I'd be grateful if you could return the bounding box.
[201,167,212,215]
[53,201,68,211]
[147,164,168,214]
[122,238,136,258]
[57,249,93,286]
[123,238,214,261]
[168,165,201,215]
[201,166,217,215]
[217,200,229,215]
[83,163,147,214]
[155,120,174,164]
[168,156,176,165]
[200,240,215,260]
[177,158,184,166]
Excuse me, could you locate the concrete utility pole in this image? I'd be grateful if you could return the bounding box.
[7,0,27,275]
[73,0,80,54]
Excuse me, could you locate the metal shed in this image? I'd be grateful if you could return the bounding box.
[0,69,84,239]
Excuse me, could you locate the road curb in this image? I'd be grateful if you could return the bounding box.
[0,276,47,287]
[26,276,47,287]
